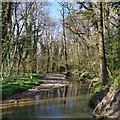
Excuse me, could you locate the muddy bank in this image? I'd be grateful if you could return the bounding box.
[3,80,69,102]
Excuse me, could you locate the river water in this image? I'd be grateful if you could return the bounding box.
[2,80,92,118]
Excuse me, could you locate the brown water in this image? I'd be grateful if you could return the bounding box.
[2,80,92,118]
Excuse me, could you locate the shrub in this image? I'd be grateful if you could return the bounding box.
[110,75,120,91]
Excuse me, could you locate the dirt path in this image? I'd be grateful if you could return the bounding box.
[3,79,69,102]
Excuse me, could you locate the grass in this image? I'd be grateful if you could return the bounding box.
[1,73,43,99]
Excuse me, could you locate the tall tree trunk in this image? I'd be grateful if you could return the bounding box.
[2,2,12,78]
[77,42,81,76]
[46,49,50,73]
[0,34,3,79]
[17,55,22,74]
[117,4,120,65]
[99,2,108,85]
[32,20,37,73]
[2,2,12,40]
[0,3,3,79]
[62,4,68,72]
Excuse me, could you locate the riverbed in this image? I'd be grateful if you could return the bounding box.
[1,80,92,118]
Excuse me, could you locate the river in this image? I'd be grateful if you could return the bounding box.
[2,79,93,118]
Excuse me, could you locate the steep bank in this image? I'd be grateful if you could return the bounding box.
[91,87,120,118]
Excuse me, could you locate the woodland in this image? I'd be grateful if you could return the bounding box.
[1,2,120,117]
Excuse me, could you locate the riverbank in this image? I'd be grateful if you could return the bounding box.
[2,73,69,100]
[2,74,44,99]
[89,75,120,118]
[3,79,69,102]
[90,87,120,118]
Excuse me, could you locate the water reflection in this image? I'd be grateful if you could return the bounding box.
[2,80,92,118]
[34,80,88,101]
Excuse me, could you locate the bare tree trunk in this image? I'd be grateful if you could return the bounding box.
[17,56,22,74]
[99,2,108,85]
[77,42,81,76]
[46,49,50,73]
[62,4,68,72]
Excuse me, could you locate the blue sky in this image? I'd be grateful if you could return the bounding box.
[49,1,61,19]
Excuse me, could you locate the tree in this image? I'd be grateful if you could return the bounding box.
[59,2,68,72]
[2,2,14,77]
[99,2,108,85]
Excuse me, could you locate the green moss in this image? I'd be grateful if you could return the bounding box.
[89,77,104,94]
[94,83,104,93]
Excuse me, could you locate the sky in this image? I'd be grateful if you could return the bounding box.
[49,1,61,19]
